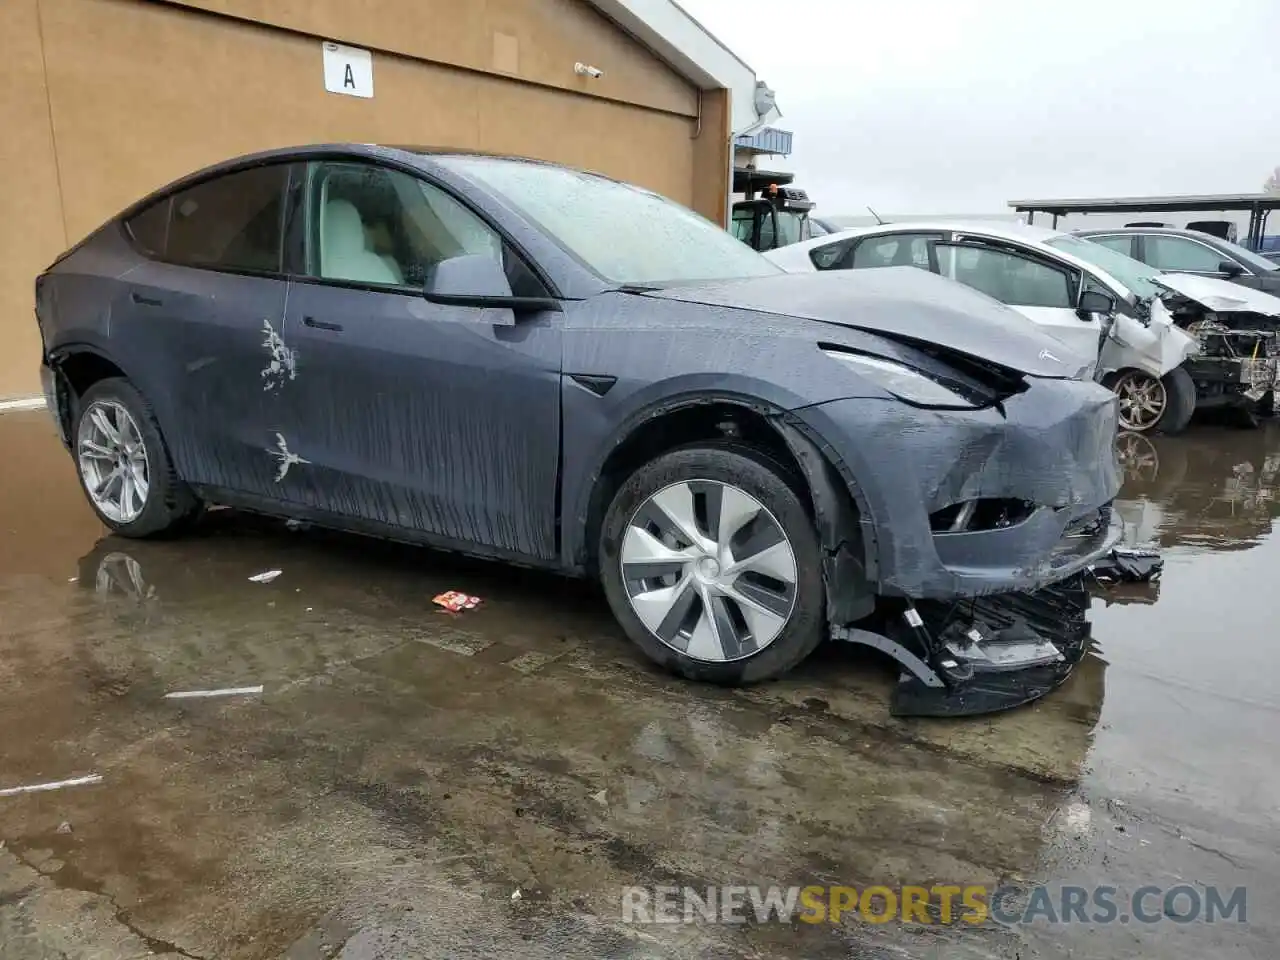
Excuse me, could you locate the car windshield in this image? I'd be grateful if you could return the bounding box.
[1044,234,1161,299]
[1210,235,1280,273]
[433,156,782,285]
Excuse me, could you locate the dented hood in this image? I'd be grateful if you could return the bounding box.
[1154,274,1280,316]
[640,267,1089,378]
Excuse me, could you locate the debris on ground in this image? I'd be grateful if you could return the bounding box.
[164,686,265,700]
[55,821,72,835]
[1089,546,1164,584]
[0,774,103,797]
[591,789,608,806]
[248,569,283,583]
[433,590,482,613]
[284,519,310,531]
[511,888,522,902]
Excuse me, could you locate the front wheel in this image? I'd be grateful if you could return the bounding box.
[1110,366,1195,435]
[597,444,826,685]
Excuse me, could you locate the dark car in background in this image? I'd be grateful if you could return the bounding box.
[33,145,1121,714]
[1077,226,1280,296]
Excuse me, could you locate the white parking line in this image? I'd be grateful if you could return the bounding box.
[0,397,46,413]
[0,774,103,797]
[164,686,264,699]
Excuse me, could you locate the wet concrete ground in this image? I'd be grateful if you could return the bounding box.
[1,409,1277,959]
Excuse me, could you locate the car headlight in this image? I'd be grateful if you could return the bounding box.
[821,349,979,408]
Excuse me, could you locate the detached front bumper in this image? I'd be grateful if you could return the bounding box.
[796,375,1123,600]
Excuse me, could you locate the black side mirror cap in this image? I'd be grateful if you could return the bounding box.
[1077,289,1116,318]
[1219,260,1245,278]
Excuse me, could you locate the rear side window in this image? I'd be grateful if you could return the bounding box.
[852,234,936,270]
[1086,235,1135,258]
[125,165,289,273]
[810,240,853,270]
[124,198,170,257]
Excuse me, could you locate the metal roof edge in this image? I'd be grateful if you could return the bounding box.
[1010,193,1280,213]
[586,0,777,134]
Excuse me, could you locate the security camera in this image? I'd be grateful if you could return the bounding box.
[574,62,604,79]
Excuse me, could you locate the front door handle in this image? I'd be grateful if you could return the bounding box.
[131,292,163,307]
[303,316,343,332]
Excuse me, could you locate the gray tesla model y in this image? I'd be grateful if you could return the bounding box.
[34,145,1122,715]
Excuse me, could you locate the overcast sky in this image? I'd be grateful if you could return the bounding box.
[678,0,1280,216]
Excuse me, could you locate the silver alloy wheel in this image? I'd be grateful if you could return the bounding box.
[620,480,798,663]
[77,399,151,524]
[1113,371,1167,433]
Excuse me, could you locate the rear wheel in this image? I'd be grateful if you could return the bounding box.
[73,378,201,538]
[1111,366,1195,435]
[597,444,826,685]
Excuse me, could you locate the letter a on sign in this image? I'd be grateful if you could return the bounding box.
[322,42,374,99]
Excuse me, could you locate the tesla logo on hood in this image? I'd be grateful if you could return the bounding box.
[1038,349,1061,363]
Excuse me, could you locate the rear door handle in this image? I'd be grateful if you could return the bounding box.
[131,292,163,307]
[303,316,343,332]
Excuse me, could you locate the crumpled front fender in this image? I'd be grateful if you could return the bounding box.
[1098,299,1198,381]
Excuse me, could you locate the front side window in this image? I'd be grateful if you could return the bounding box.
[432,156,781,285]
[851,233,936,270]
[308,161,504,288]
[154,165,289,273]
[1145,235,1231,273]
[937,244,1074,308]
[1044,234,1160,299]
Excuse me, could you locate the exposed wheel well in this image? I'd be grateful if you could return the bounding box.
[58,351,126,397]
[49,351,128,435]
[583,401,810,575]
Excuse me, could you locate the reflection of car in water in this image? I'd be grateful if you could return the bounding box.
[1113,426,1280,551]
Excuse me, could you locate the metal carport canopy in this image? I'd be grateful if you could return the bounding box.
[1008,193,1280,247]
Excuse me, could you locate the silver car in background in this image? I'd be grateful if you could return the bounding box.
[768,222,1204,433]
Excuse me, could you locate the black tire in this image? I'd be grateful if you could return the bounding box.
[597,443,826,685]
[71,378,201,538]
[1109,366,1196,435]
[1154,366,1197,435]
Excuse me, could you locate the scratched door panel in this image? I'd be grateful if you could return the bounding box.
[112,261,290,496]
[277,281,562,560]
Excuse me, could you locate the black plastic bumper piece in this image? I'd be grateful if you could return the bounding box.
[836,576,1094,718]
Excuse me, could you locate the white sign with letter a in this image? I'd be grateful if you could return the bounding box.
[323,42,373,99]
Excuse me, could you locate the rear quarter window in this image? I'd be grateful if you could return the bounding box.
[124,198,171,257]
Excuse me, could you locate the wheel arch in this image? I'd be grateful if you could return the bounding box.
[573,392,880,625]
[46,344,136,439]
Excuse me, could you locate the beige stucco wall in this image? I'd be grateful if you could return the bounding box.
[0,0,730,399]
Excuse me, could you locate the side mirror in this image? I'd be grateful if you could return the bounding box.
[1077,289,1116,318]
[422,253,560,313]
[1219,260,1245,278]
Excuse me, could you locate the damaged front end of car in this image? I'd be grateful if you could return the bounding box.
[1151,275,1280,415]
[770,404,1129,719]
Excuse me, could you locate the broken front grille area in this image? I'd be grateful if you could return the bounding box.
[928,498,1037,533]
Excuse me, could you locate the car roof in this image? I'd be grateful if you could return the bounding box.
[110,144,611,224]
[773,219,1138,301]
[782,219,1069,254]
[1074,226,1229,242]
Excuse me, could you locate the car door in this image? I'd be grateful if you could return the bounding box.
[113,162,297,499]
[932,239,1102,365]
[277,159,562,561]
